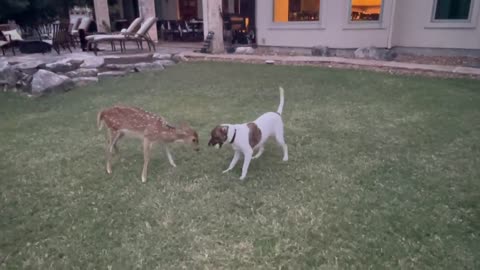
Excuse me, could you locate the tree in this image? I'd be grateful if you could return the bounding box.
[206,0,224,53]
[0,0,93,26]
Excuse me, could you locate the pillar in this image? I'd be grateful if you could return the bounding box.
[138,0,159,42]
[93,0,111,32]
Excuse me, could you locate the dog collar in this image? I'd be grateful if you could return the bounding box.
[229,128,237,144]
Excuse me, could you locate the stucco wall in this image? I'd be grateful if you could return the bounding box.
[256,0,480,50]
[391,0,480,49]
[256,0,394,49]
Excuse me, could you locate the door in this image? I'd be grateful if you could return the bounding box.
[179,0,198,20]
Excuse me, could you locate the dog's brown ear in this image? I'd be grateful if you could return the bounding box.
[221,126,228,134]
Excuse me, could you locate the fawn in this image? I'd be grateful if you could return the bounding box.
[97,106,199,182]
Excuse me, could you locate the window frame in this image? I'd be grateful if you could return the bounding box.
[431,0,474,22]
[271,0,324,28]
[426,0,479,29]
[348,0,385,24]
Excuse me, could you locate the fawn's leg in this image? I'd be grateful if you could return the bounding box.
[105,129,113,174]
[106,131,122,174]
[165,146,176,167]
[141,139,153,183]
[109,132,123,154]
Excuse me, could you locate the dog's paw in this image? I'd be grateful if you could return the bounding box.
[141,176,147,183]
[239,176,246,181]
[106,168,112,174]
[222,169,231,174]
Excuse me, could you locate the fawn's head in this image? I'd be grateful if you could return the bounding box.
[174,123,200,151]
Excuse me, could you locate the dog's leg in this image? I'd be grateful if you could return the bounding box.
[239,149,253,180]
[252,146,265,159]
[142,139,153,183]
[275,128,288,161]
[223,151,241,174]
[165,146,177,168]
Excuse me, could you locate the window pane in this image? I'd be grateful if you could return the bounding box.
[351,0,382,21]
[274,0,320,22]
[435,0,471,20]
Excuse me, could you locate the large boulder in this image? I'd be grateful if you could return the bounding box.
[31,69,74,95]
[44,58,84,73]
[0,61,21,89]
[12,60,46,74]
[354,47,397,61]
[64,68,98,78]
[312,45,330,56]
[80,56,105,69]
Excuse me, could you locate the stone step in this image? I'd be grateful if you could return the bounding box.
[103,53,154,65]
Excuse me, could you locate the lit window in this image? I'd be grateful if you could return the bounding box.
[351,0,382,21]
[274,0,320,22]
[434,0,472,20]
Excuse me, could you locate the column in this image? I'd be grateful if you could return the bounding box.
[138,0,159,42]
[93,0,111,32]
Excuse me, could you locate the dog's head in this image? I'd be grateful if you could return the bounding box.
[175,123,200,151]
[208,125,228,148]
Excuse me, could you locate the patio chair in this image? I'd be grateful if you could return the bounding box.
[87,17,157,55]
[0,28,23,55]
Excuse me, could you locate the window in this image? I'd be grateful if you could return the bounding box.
[350,0,383,21]
[274,0,320,22]
[434,0,472,20]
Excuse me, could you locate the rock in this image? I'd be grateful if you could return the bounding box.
[265,60,275,65]
[72,77,98,87]
[153,53,172,60]
[44,58,84,73]
[16,72,33,91]
[171,54,188,63]
[13,60,45,74]
[98,71,127,79]
[64,68,98,78]
[312,45,330,56]
[104,64,137,73]
[235,47,256,55]
[354,47,397,61]
[31,69,74,95]
[80,57,105,69]
[134,62,165,72]
[0,61,21,88]
[153,60,175,67]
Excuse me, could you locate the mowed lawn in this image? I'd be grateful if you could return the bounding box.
[1,62,479,269]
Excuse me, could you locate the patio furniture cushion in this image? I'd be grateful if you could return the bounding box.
[2,29,23,41]
[136,17,157,37]
[126,17,143,33]
[78,18,92,30]
[92,34,126,41]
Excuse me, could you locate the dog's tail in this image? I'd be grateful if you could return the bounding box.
[277,86,285,115]
[97,110,104,131]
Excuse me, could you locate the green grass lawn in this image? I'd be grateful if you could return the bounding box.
[1,62,479,269]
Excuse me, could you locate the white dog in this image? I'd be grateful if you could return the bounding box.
[208,87,288,180]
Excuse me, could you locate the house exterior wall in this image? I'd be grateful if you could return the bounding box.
[391,0,480,49]
[256,0,480,50]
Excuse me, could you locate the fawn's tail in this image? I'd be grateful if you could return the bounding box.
[97,110,104,131]
[277,86,285,115]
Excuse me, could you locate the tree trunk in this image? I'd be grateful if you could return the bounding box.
[206,0,224,54]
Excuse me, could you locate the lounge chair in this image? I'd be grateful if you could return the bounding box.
[87,17,157,55]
